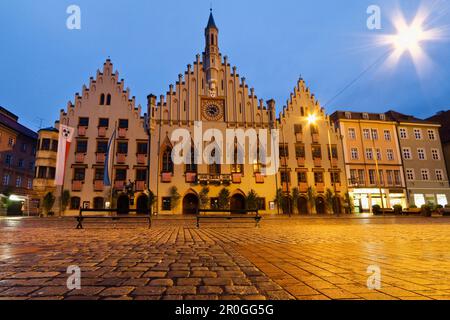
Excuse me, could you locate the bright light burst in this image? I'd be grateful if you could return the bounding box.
[377,3,448,75]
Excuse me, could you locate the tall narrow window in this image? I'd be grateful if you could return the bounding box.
[106,94,111,105]
[162,148,174,173]
[99,94,105,105]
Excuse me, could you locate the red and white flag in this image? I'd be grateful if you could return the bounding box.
[55,124,75,186]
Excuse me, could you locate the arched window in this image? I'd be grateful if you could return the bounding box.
[70,197,81,210]
[93,197,104,209]
[208,149,221,175]
[99,94,105,105]
[106,94,111,105]
[231,139,243,174]
[186,146,197,173]
[211,34,214,45]
[162,148,174,173]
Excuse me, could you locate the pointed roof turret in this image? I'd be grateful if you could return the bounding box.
[206,9,218,30]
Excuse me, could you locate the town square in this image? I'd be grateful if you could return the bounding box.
[1,0,450,310]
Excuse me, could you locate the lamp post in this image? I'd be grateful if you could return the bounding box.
[307,114,339,215]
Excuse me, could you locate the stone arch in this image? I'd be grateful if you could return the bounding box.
[297,196,308,215]
[316,196,326,215]
[230,190,246,212]
[183,189,199,215]
[136,193,149,215]
[117,193,130,215]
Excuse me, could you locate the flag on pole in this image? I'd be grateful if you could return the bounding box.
[103,129,117,187]
[55,125,75,186]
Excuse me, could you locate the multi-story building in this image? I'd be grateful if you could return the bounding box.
[58,59,149,215]
[33,127,59,207]
[426,111,450,178]
[277,83,347,214]
[43,12,348,216]
[0,106,38,215]
[331,111,407,213]
[387,111,450,207]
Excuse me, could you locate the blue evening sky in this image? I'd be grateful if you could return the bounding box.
[0,0,449,131]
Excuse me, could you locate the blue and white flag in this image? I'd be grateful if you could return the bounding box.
[104,129,117,187]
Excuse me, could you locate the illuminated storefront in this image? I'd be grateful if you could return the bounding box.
[350,188,407,213]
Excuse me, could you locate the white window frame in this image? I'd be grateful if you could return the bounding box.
[363,129,370,140]
[366,148,374,160]
[436,169,444,181]
[399,128,408,139]
[406,169,415,181]
[428,129,436,141]
[384,130,391,141]
[351,148,359,160]
[403,148,412,160]
[431,149,440,160]
[421,169,430,181]
[414,128,423,140]
[348,128,356,140]
[387,149,394,161]
[417,148,426,160]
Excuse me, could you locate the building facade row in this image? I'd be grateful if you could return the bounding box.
[33,12,450,216]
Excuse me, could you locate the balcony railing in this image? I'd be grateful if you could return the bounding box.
[315,183,325,193]
[295,133,303,142]
[116,153,127,164]
[299,182,308,193]
[72,180,83,192]
[185,172,197,183]
[137,154,147,165]
[96,153,106,163]
[161,172,172,183]
[312,133,320,143]
[78,126,87,137]
[75,153,85,163]
[98,127,107,137]
[197,174,232,185]
[280,158,288,167]
[118,128,127,138]
[94,180,104,191]
[313,158,322,167]
[232,173,242,184]
[297,157,305,167]
[115,180,125,190]
[255,173,264,184]
[135,181,145,191]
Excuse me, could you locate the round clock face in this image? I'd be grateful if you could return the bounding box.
[203,104,223,121]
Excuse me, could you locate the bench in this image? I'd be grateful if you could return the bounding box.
[75,209,152,229]
[196,209,262,228]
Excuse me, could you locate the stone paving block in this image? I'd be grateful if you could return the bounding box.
[99,286,135,297]
[166,286,196,295]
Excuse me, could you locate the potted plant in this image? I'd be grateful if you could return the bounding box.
[42,192,56,217]
[372,204,382,216]
[306,187,316,215]
[421,204,432,217]
[291,188,300,215]
[393,204,403,216]
[169,187,181,213]
[246,190,259,211]
[325,189,335,215]
[61,190,71,216]
[218,188,230,210]
[343,192,354,215]
[148,190,156,215]
[199,186,210,210]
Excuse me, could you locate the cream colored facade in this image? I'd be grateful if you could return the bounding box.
[386,111,450,207]
[332,111,407,213]
[59,59,150,215]
[40,12,354,216]
[33,127,58,207]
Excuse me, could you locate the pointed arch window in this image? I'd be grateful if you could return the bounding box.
[186,146,198,173]
[231,139,244,174]
[99,94,105,105]
[208,149,221,175]
[162,147,174,174]
[106,94,111,105]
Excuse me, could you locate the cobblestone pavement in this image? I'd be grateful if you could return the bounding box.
[1,216,450,300]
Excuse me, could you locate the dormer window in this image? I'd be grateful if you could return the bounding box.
[380,114,386,120]
[345,112,352,119]
[362,113,369,120]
